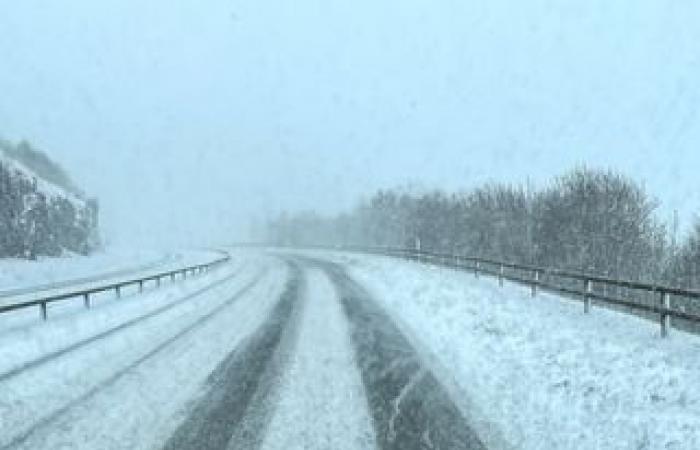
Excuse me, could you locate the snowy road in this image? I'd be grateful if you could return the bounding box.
[8,249,695,449]
[0,253,488,449]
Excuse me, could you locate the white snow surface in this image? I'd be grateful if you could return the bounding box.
[0,246,228,307]
[260,269,376,450]
[0,255,285,449]
[317,252,700,450]
[5,248,699,449]
[0,248,163,291]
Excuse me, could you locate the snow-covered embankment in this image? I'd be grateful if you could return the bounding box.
[333,254,700,450]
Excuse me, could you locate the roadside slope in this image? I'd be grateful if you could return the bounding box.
[326,252,700,450]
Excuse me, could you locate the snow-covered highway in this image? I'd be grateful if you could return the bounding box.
[1,250,698,449]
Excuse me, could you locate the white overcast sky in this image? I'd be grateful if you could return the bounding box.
[1,0,699,248]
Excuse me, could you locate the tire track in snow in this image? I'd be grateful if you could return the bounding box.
[316,259,487,450]
[0,273,264,450]
[162,261,304,450]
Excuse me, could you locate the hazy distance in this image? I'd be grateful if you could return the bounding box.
[1,0,699,248]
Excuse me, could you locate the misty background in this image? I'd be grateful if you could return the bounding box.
[1,0,699,248]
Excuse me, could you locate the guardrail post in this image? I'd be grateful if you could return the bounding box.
[531,270,540,297]
[498,264,504,287]
[40,302,47,321]
[116,285,121,299]
[138,280,144,293]
[84,293,91,309]
[660,291,671,338]
[182,270,187,280]
[170,273,176,282]
[474,261,480,278]
[156,277,161,288]
[584,279,592,313]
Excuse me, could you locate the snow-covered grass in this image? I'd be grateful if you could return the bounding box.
[328,253,700,450]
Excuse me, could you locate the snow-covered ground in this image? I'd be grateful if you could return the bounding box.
[0,248,172,292]
[0,246,230,292]
[0,247,230,312]
[260,269,376,450]
[5,248,698,449]
[0,255,285,449]
[0,247,234,341]
[322,252,700,450]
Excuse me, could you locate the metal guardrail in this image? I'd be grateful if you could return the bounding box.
[0,254,177,300]
[0,252,231,321]
[270,244,700,338]
[356,246,700,338]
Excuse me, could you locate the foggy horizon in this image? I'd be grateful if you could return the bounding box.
[2,0,699,248]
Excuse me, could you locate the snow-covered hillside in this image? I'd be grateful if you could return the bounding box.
[0,150,84,207]
[0,147,99,258]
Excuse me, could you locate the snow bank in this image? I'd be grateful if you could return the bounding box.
[333,253,700,450]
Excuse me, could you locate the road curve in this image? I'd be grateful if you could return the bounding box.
[0,254,488,450]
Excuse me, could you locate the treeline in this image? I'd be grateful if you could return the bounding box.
[267,167,698,288]
[0,140,99,259]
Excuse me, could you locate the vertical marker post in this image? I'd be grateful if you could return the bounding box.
[660,291,671,338]
[584,279,592,313]
[531,270,540,297]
